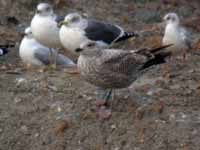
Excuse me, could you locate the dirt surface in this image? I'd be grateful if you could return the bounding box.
[1,0,200,150]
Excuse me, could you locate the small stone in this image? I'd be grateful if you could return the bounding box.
[96,107,112,120]
[169,114,176,121]
[86,96,93,101]
[14,97,22,103]
[54,120,70,136]
[21,125,28,133]
[57,107,62,112]
[48,85,58,92]
[111,124,117,130]
[124,95,129,99]
[15,77,27,86]
[35,133,39,137]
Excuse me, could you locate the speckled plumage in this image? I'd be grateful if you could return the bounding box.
[78,42,171,89]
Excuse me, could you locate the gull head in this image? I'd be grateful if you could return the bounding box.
[58,13,83,28]
[36,3,53,16]
[24,27,33,38]
[76,41,100,53]
[164,12,180,25]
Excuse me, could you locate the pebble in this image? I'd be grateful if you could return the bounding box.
[15,77,27,86]
[14,97,22,103]
[21,125,28,133]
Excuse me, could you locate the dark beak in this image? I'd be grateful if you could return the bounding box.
[36,10,40,14]
[21,33,26,36]
[75,48,83,52]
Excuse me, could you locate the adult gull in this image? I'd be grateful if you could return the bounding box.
[162,12,192,60]
[58,13,139,53]
[19,27,74,67]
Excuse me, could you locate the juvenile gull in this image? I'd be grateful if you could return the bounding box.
[77,41,172,118]
[58,13,139,53]
[162,12,192,60]
[31,3,62,49]
[19,27,75,67]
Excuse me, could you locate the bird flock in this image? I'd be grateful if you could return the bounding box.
[1,2,193,118]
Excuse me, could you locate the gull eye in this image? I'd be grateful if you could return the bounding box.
[166,16,170,20]
[36,10,41,14]
[171,17,176,21]
[46,7,51,11]
[87,43,94,47]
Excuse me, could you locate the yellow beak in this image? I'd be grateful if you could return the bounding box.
[57,21,68,28]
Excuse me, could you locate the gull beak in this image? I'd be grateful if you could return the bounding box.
[57,21,68,28]
[75,48,83,52]
[36,10,40,14]
[20,33,26,37]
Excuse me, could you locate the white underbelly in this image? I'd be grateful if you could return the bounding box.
[31,18,61,48]
[163,35,186,54]
[60,27,87,53]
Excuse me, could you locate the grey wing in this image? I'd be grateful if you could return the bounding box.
[56,54,75,66]
[84,19,123,44]
[180,27,192,49]
[34,48,52,65]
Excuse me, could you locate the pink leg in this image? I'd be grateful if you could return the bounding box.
[96,106,112,120]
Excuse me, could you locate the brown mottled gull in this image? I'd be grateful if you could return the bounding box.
[76,41,172,118]
[77,42,172,89]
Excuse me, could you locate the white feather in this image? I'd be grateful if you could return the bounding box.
[31,6,61,49]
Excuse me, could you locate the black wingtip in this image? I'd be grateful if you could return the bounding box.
[115,31,139,43]
[149,44,173,53]
[0,48,9,56]
[135,44,173,57]
[0,43,15,48]
[140,51,172,70]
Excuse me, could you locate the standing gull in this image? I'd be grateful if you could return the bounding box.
[19,27,74,67]
[31,3,63,49]
[162,12,192,60]
[77,41,172,118]
[58,13,139,53]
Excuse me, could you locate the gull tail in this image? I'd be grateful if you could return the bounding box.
[115,31,139,43]
[139,44,173,70]
[135,44,173,56]
[0,43,15,48]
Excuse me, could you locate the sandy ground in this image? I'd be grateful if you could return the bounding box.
[1,0,200,150]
